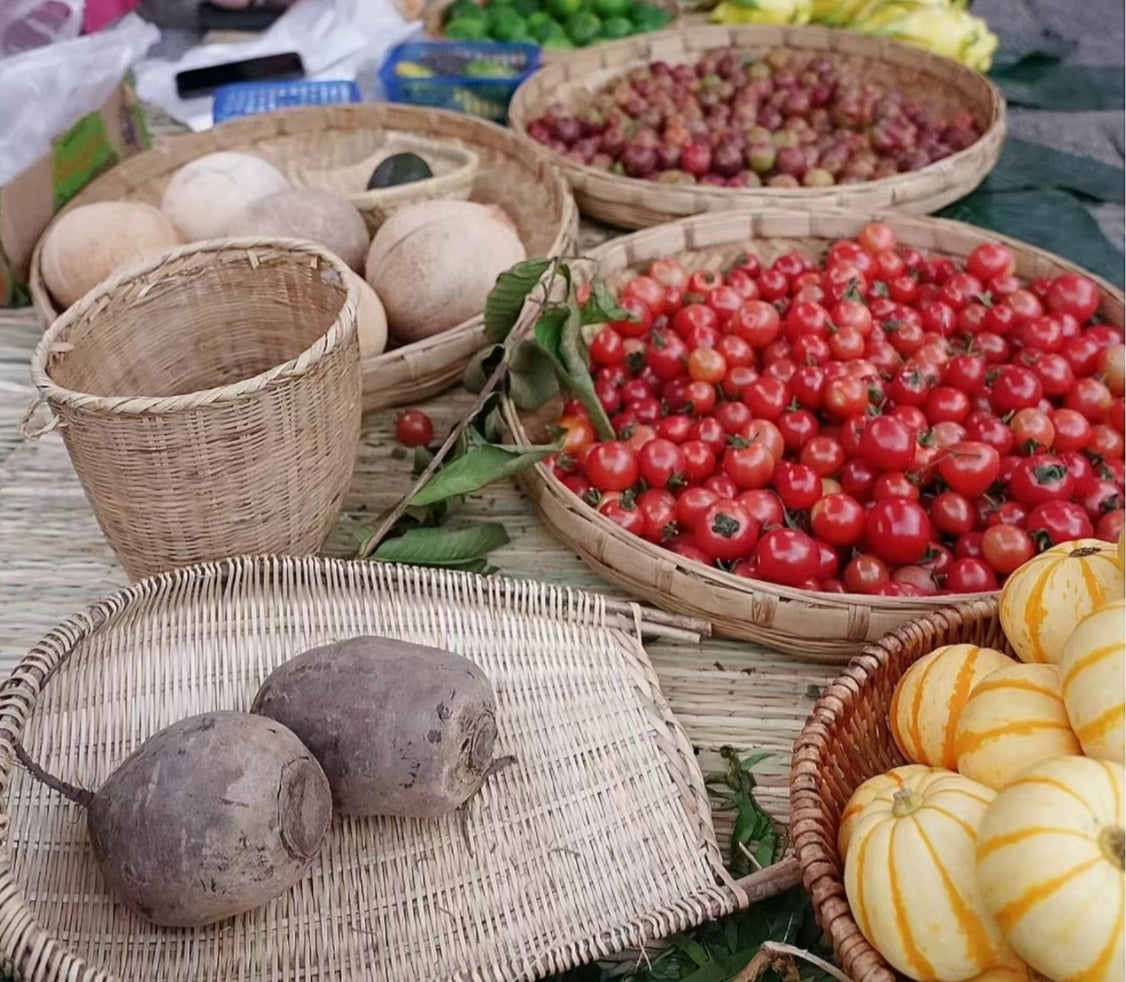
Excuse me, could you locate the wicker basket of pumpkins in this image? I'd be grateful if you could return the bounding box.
[790,535,1125,982]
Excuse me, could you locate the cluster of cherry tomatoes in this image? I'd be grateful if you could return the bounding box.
[548,224,1125,597]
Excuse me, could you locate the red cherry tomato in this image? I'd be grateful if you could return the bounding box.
[1045,272,1101,323]
[600,496,645,536]
[865,498,931,566]
[1007,455,1076,507]
[936,441,1001,498]
[754,529,821,587]
[395,410,434,447]
[858,416,916,472]
[810,493,866,547]
[585,442,640,492]
[842,553,891,594]
[1025,500,1095,547]
[693,501,760,562]
[945,557,999,593]
[722,442,777,491]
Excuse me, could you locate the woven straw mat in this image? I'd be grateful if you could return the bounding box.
[1,556,740,982]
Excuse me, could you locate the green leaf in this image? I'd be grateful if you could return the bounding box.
[509,338,562,410]
[409,443,557,507]
[990,57,1124,110]
[534,304,616,440]
[581,279,633,325]
[463,344,505,393]
[370,522,509,567]
[983,138,1125,203]
[939,188,1125,289]
[483,259,553,343]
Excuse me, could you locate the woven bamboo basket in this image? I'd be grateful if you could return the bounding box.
[789,597,1010,982]
[422,0,681,62]
[21,239,362,583]
[501,209,1125,662]
[29,104,578,411]
[0,555,790,982]
[507,24,1006,229]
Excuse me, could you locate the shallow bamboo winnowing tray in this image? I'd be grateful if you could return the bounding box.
[0,557,747,982]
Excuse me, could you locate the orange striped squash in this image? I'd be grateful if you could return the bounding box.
[890,645,1016,769]
[976,756,1125,982]
[968,965,1041,982]
[954,663,1082,790]
[999,538,1123,665]
[844,768,1018,982]
[838,764,933,860]
[1060,600,1126,763]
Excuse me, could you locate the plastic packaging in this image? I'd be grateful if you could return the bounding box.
[0,12,158,186]
[0,0,84,58]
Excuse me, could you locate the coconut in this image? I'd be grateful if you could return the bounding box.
[364,200,526,344]
[224,188,370,272]
[343,269,388,359]
[40,202,182,308]
[160,151,290,242]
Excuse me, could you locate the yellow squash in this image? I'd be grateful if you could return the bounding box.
[838,764,933,860]
[1060,600,1126,763]
[976,756,1125,982]
[890,644,1016,769]
[844,768,1016,981]
[954,663,1082,790]
[999,538,1124,665]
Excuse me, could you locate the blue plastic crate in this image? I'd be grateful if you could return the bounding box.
[212,79,362,124]
[378,41,540,123]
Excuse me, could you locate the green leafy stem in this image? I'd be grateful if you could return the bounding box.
[355,257,628,567]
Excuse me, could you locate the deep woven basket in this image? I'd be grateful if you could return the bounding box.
[788,598,1012,982]
[29,104,578,412]
[22,239,362,582]
[501,209,1125,662]
[507,23,1006,229]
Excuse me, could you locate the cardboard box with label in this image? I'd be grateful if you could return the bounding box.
[0,80,150,308]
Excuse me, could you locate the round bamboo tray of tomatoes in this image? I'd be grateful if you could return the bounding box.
[501,209,1125,662]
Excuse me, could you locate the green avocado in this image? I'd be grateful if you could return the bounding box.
[367,152,435,190]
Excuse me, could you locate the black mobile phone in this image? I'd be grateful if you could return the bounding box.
[174,52,305,100]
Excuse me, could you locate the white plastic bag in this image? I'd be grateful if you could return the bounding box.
[0,0,85,58]
[0,12,158,186]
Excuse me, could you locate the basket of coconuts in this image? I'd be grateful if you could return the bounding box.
[29,104,578,411]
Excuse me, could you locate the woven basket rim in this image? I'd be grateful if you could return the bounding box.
[30,237,358,415]
[506,22,1007,223]
[342,135,481,211]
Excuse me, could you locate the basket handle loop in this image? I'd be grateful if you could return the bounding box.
[18,396,60,441]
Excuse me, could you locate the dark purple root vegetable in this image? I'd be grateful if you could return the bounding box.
[15,711,332,928]
[250,636,508,819]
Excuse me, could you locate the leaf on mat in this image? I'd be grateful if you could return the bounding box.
[983,138,1125,203]
[939,188,1125,289]
[408,443,557,507]
[369,523,509,567]
[483,258,554,343]
[581,279,634,325]
[990,57,1124,110]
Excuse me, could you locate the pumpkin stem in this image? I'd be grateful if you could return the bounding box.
[1099,825,1125,869]
[1070,546,1102,558]
[890,788,925,818]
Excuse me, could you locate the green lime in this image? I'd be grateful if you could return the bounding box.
[600,14,633,37]
[444,0,484,21]
[565,10,601,44]
[629,0,673,29]
[487,6,527,39]
[541,32,575,49]
[593,0,631,18]
[445,16,490,37]
[511,0,542,16]
[525,11,557,40]
[545,0,583,21]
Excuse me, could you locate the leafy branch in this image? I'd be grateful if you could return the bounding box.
[355,257,633,567]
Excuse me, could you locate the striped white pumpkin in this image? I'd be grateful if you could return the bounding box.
[838,764,933,860]
[954,663,1082,790]
[844,768,1017,981]
[1060,600,1126,763]
[890,644,1016,769]
[999,538,1123,665]
[976,756,1125,982]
